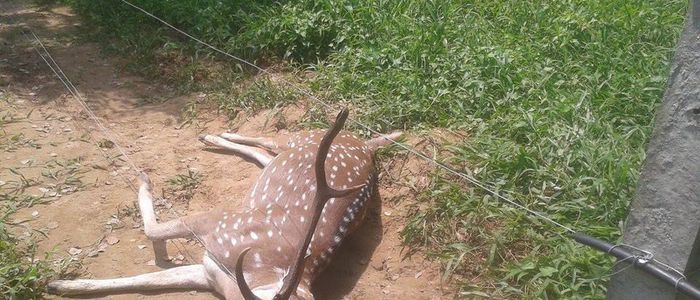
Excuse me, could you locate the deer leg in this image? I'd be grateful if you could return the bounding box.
[199,134,273,167]
[219,132,286,154]
[47,264,210,296]
[138,173,195,265]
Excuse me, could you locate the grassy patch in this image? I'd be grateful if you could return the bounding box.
[0,222,53,299]
[164,169,202,204]
[0,167,74,299]
[64,0,687,298]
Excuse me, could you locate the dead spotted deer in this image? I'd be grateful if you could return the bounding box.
[48,109,401,299]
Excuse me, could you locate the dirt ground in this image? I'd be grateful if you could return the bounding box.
[1,1,454,299]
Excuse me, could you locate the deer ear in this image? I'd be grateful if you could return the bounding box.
[329,183,365,199]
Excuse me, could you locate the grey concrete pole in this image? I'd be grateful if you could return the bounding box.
[606,1,700,299]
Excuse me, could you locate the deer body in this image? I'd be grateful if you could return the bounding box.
[48,110,400,300]
[196,131,376,298]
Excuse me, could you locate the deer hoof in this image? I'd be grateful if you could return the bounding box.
[138,172,151,186]
[198,134,212,145]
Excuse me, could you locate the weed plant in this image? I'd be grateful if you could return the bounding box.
[165,169,202,203]
[63,0,687,298]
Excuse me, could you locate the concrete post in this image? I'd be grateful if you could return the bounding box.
[606,1,700,299]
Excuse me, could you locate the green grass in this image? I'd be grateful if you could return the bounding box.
[0,219,55,299]
[62,0,688,298]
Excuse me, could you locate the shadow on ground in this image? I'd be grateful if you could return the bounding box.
[313,190,384,299]
[1,0,185,122]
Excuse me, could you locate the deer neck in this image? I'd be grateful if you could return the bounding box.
[202,253,312,300]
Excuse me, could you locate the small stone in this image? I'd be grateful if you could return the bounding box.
[97,242,108,252]
[38,187,50,193]
[371,261,384,271]
[415,271,424,279]
[391,274,400,281]
[31,211,39,218]
[20,159,32,165]
[49,153,58,157]
[104,181,113,185]
[61,186,77,193]
[68,247,82,255]
[137,245,147,250]
[384,211,392,216]
[98,140,115,149]
[146,259,156,266]
[174,254,185,261]
[0,181,6,186]
[106,235,120,245]
[87,250,99,257]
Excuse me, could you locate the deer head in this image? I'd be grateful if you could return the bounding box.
[235,108,364,300]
